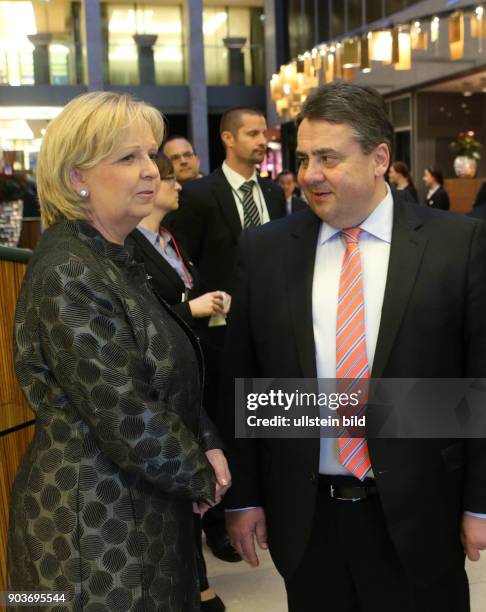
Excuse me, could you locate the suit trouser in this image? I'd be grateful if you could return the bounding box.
[285,481,469,612]
[200,326,228,542]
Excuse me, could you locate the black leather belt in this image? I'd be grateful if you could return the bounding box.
[318,475,378,502]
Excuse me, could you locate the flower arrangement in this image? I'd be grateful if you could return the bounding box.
[450,131,482,160]
[0,172,31,202]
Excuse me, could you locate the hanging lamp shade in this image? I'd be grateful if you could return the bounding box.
[369,30,393,63]
[313,50,322,71]
[471,7,486,39]
[449,11,464,60]
[334,45,343,79]
[283,62,298,90]
[394,29,411,70]
[324,52,335,83]
[270,74,283,100]
[410,21,428,50]
[295,72,305,95]
[303,53,312,77]
[342,37,360,68]
[342,67,356,81]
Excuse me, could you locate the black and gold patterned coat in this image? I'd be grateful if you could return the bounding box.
[8,220,220,611]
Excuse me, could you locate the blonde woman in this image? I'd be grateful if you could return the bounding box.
[8,91,230,611]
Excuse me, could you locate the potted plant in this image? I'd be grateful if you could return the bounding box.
[450,131,482,178]
[0,172,29,246]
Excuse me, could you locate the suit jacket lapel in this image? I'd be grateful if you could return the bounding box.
[258,177,284,220]
[372,198,427,378]
[286,211,321,378]
[211,167,242,242]
[132,229,186,293]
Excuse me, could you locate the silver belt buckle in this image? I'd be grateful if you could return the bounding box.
[329,484,361,502]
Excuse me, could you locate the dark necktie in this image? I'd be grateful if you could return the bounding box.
[239,180,261,228]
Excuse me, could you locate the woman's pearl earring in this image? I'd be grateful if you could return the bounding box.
[79,189,89,198]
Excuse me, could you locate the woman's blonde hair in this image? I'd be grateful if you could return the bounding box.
[37,91,164,227]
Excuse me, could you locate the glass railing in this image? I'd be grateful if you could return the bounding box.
[0,51,34,85]
[204,44,265,86]
[0,42,80,86]
[108,43,186,85]
[50,43,78,85]
[154,43,186,85]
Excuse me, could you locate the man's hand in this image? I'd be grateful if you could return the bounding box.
[205,449,231,504]
[461,514,486,561]
[226,507,267,567]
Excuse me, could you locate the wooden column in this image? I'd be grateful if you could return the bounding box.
[0,247,34,591]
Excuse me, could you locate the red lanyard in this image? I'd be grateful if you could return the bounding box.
[159,226,193,289]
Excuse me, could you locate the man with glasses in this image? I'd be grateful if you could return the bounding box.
[163,136,202,183]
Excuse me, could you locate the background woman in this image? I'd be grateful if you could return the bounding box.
[128,154,228,328]
[8,91,230,611]
[127,153,229,611]
[423,166,450,210]
[388,161,418,203]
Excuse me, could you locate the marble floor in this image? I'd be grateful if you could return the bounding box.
[205,543,486,612]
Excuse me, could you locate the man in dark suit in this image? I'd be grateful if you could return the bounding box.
[220,82,486,611]
[166,107,286,562]
[166,107,286,293]
[276,169,307,215]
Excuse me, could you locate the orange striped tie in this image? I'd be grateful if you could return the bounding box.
[336,228,371,480]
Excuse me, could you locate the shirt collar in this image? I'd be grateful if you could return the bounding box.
[318,183,394,246]
[137,224,160,246]
[427,185,440,198]
[222,161,258,192]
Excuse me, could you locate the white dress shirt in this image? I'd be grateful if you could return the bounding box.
[313,185,393,475]
[426,184,440,201]
[286,196,293,216]
[222,162,270,226]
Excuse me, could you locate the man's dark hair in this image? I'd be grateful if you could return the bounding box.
[426,166,444,186]
[297,81,394,156]
[219,107,265,137]
[162,135,197,155]
[276,170,296,182]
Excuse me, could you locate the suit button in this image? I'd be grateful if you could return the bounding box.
[309,471,317,483]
